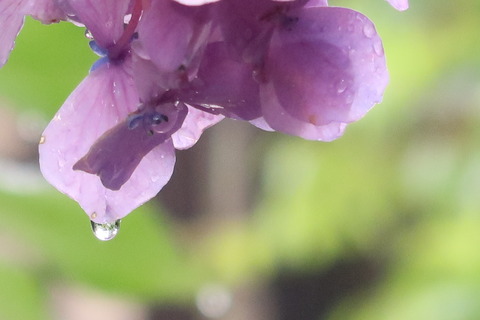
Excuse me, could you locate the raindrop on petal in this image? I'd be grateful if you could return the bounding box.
[373,40,384,56]
[335,79,348,94]
[90,219,121,241]
[362,23,376,38]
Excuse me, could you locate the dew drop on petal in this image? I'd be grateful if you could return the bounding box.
[373,40,384,56]
[362,23,376,38]
[336,79,348,94]
[90,219,121,241]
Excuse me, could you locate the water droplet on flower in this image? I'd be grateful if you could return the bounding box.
[57,158,66,168]
[39,136,46,144]
[345,93,354,105]
[335,79,348,94]
[373,40,384,56]
[90,219,121,241]
[362,24,376,38]
[112,81,120,95]
[84,29,94,39]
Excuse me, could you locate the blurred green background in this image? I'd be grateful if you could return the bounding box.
[1,0,480,319]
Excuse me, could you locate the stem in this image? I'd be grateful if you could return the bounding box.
[108,0,143,60]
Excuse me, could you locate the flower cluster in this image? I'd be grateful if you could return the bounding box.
[0,0,407,227]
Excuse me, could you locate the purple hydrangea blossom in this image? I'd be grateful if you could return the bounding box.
[0,0,406,232]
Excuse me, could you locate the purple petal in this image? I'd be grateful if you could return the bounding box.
[386,0,409,11]
[0,1,24,67]
[132,54,174,100]
[262,7,388,132]
[74,102,188,190]
[138,0,211,74]
[304,0,328,7]
[39,61,174,223]
[73,122,170,191]
[181,42,262,120]
[213,0,276,64]
[249,117,274,132]
[172,105,224,150]
[260,80,347,141]
[64,0,131,48]
[24,0,65,23]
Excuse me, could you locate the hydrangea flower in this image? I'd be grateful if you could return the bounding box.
[0,0,407,238]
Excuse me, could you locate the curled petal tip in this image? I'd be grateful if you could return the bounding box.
[386,0,409,11]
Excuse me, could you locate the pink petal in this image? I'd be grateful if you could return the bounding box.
[172,105,224,150]
[39,61,174,223]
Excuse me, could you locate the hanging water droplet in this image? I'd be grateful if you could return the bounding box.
[362,24,376,38]
[90,220,121,241]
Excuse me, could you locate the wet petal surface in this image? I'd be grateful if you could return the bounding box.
[39,62,175,223]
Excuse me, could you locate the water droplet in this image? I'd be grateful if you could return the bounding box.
[91,220,121,241]
[57,158,66,168]
[39,135,46,144]
[112,81,120,95]
[373,40,384,56]
[336,79,348,94]
[362,24,376,38]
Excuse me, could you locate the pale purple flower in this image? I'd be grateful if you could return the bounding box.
[29,0,399,231]
[39,0,219,224]
[39,0,176,224]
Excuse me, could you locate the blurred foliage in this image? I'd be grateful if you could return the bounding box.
[1,0,480,318]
